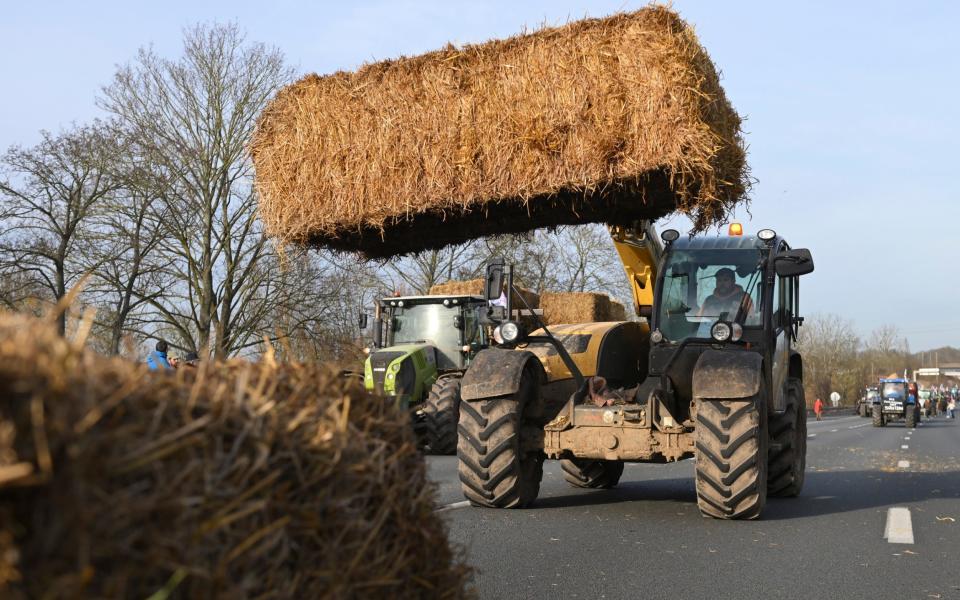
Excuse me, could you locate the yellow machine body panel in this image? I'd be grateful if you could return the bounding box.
[527,321,650,387]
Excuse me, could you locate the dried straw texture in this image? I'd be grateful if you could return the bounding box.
[540,292,626,325]
[0,314,471,600]
[427,279,540,309]
[250,6,749,258]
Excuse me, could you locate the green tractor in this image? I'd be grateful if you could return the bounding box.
[362,294,490,454]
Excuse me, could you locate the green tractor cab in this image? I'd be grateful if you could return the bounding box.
[363,294,490,454]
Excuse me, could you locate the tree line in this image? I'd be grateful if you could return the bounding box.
[795,315,956,406]
[0,24,629,363]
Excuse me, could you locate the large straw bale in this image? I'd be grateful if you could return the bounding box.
[0,313,471,599]
[251,7,749,258]
[540,292,626,325]
[427,278,539,309]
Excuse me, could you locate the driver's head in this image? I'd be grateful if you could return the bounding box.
[715,268,736,294]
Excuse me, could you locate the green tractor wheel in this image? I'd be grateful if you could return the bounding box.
[423,377,462,455]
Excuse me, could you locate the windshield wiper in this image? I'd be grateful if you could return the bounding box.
[732,263,762,324]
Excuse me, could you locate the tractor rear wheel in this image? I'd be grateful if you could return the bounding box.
[872,404,885,427]
[457,366,543,508]
[695,390,768,520]
[906,404,917,429]
[767,378,806,497]
[423,377,461,455]
[561,458,624,489]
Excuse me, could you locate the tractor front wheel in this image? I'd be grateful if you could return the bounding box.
[767,378,806,498]
[423,377,461,455]
[695,390,768,520]
[457,366,543,508]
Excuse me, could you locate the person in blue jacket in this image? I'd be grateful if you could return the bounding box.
[146,340,172,370]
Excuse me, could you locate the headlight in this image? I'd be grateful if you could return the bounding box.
[711,322,732,342]
[386,372,394,380]
[730,323,743,342]
[500,321,520,343]
[650,329,664,343]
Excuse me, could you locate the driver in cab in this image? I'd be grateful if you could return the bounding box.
[699,267,753,319]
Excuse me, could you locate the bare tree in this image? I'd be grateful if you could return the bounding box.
[0,124,119,334]
[796,313,861,404]
[99,23,293,357]
[82,135,171,355]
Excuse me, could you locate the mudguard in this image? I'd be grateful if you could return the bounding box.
[692,349,763,400]
[460,348,545,400]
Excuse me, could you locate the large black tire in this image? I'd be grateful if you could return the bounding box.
[906,404,917,429]
[422,377,461,455]
[767,378,806,497]
[695,391,768,520]
[457,366,544,508]
[561,458,625,489]
[872,404,885,427]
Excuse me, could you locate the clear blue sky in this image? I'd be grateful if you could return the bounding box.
[2,1,958,351]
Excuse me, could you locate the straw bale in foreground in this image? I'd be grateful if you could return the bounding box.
[540,292,627,325]
[0,314,471,599]
[251,6,749,258]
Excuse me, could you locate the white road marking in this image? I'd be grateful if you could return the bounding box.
[830,429,838,432]
[897,460,910,469]
[849,423,869,429]
[901,445,909,449]
[435,500,471,513]
[883,507,915,544]
[807,434,817,438]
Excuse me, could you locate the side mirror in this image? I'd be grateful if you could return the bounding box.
[775,249,814,277]
[453,315,464,329]
[358,311,368,330]
[485,258,505,301]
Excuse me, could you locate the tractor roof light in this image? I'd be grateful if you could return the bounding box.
[757,228,776,242]
[728,223,743,236]
[661,229,680,243]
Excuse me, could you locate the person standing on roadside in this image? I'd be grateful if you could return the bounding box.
[814,397,824,421]
[948,397,956,419]
[146,340,173,371]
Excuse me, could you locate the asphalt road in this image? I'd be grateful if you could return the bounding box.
[427,413,960,600]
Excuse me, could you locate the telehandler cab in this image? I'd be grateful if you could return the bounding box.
[458,224,814,519]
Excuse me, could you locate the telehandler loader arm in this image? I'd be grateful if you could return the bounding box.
[609,220,663,317]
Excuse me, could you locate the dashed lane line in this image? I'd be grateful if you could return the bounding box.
[807,434,817,438]
[883,507,915,544]
[901,445,909,449]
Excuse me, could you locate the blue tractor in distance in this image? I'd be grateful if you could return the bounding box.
[873,377,918,428]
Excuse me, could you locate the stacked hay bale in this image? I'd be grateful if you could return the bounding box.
[0,314,471,599]
[540,292,628,325]
[251,6,749,258]
[427,278,540,310]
